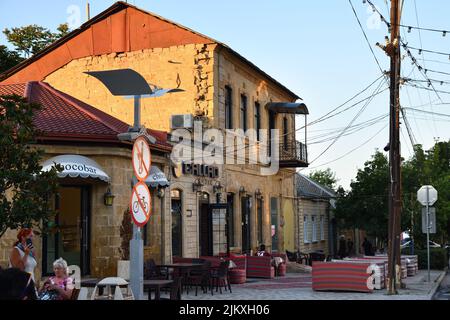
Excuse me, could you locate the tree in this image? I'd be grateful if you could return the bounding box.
[3,23,70,58]
[308,168,338,190]
[335,151,389,242]
[0,45,24,73]
[0,94,62,238]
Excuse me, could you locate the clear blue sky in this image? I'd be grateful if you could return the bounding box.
[1,0,449,189]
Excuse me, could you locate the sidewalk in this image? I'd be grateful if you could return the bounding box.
[180,270,445,300]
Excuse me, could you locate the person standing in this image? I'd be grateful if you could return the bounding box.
[338,236,347,259]
[362,238,374,256]
[347,238,354,257]
[9,228,38,282]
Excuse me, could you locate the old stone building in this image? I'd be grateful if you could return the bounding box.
[295,174,336,256]
[1,2,309,261]
[0,81,172,279]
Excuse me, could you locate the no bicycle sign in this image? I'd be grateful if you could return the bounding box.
[130,136,152,227]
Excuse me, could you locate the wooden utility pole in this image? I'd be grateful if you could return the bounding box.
[387,0,402,295]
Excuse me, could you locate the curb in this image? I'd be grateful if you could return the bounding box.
[427,270,447,300]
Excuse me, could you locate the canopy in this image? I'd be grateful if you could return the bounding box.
[132,165,170,188]
[41,155,110,183]
[266,102,309,115]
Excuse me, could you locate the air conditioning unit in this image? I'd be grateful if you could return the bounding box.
[170,114,194,129]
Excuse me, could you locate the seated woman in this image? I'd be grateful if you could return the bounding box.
[256,244,271,257]
[39,258,74,300]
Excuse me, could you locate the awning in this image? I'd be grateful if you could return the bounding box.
[132,166,169,188]
[266,102,309,115]
[41,155,110,183]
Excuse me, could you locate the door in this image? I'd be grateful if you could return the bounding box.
[43,186,91,276]
[241,196,251,254]
[199,193,211,256]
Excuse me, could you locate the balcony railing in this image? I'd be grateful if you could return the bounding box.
[279,139,308,168]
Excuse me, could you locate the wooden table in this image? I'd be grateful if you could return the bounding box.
[158,263,204,292]
[143,279,173,300]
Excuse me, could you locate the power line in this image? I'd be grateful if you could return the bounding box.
[349,0,385,74]
[405,45,450,58]
[402,107,450,118]
[405,83,450,95]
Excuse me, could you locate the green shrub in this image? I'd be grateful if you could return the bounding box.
[415,248,449,270]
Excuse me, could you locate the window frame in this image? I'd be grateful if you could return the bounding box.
[303,215,310,244]
[240,94,248,131]
[320,215,325,241]
[312,215,318,243]
[255,101,261,140]
[225,86,233,129]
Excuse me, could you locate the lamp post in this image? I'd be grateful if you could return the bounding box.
[85,68,183,300]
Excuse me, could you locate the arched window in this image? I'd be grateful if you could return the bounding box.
[171,189,183,257]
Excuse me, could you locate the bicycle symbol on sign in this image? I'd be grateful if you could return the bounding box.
[132,195,148,214]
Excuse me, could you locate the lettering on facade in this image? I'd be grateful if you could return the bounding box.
[63,163,97,174]
[175,162,219,178]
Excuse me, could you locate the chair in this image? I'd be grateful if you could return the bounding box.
[296,251,310,265]
[210,261,232,294]
[144,259,168,280]
[160,277,182,300]
[246,255,275,279]
[186,260,212,296]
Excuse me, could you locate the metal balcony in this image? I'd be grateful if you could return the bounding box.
[279,139,308,168]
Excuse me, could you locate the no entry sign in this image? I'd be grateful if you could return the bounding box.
[130,181,152,227]
[132,136,151,181]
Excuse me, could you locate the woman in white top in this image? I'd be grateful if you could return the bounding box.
[9,228,38,282]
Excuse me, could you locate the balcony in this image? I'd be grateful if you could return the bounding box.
[279,139,308,168]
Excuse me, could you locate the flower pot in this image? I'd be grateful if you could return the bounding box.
[117,260,130,280]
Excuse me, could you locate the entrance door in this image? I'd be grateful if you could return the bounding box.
[199,193,211,256]
[270,197,278,252]
[43,186,91,275]
[241,196,251,254]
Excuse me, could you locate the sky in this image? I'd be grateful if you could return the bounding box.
[1,0,449,189]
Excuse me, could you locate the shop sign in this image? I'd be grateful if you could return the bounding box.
[174,162,219,178]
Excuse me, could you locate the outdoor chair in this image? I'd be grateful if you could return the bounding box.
[144,259,168,280]
[160,276,182,300]
[210,261,232,294]
[186,260,212,296]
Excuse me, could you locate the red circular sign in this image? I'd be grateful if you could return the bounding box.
[129,181,152,227]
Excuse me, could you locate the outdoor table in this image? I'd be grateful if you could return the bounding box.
[144,279,174,300]
[159,263,204,291]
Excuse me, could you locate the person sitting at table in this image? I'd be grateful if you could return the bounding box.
[256,244,271,257]
[39,258,74,300]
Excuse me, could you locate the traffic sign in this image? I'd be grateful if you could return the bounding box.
[132,136,151,181]
[417,185,438,206]
[130,181,151,227]
[422,207,436,234]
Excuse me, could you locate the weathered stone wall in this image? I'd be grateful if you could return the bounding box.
[44,44,217,132]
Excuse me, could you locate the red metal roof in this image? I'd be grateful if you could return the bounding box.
[0,81,171,151]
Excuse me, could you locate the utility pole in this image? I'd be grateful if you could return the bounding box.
[386,0,402,295]
[86,1,90,21]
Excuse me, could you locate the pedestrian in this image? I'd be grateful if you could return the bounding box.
[0,268,38,300]
[347,238,354,257]
[256,244,270,257]
[38,258,74,300]
[362,238,374,256]
[9,228,37,282]
[338,236,347,259]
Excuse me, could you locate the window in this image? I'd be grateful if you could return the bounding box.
[225,86,233,129]
[283,116,288,150]
[240,94,247,131]
[303,216,309,244]
[312,215,317,242]
[320,216,325,241]
[255,101,261,140]
[257,197,263,245]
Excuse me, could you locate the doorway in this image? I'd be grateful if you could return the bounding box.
[43,186,91,276]
[198,192,211,256]
[241,196,252,254]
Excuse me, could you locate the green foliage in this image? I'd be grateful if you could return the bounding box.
[308,168,338,190]
[0,45,24,73]
[336,141,450,247]
[0,94,62,237]
[414,248,449,270]
[3,23,70,57]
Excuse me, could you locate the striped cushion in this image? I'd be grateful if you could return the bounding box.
[246,256,275,279]
[312,261,373,293]
[229,268,247,284]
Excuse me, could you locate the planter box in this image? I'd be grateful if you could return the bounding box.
[117,260,130,280]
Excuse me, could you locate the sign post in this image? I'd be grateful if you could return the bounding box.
[129,136,152,299]
[417,185,438,282]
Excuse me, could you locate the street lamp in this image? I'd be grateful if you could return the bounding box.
[85,68,183,300]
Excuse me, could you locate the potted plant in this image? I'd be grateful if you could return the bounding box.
[118,209,132,280]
